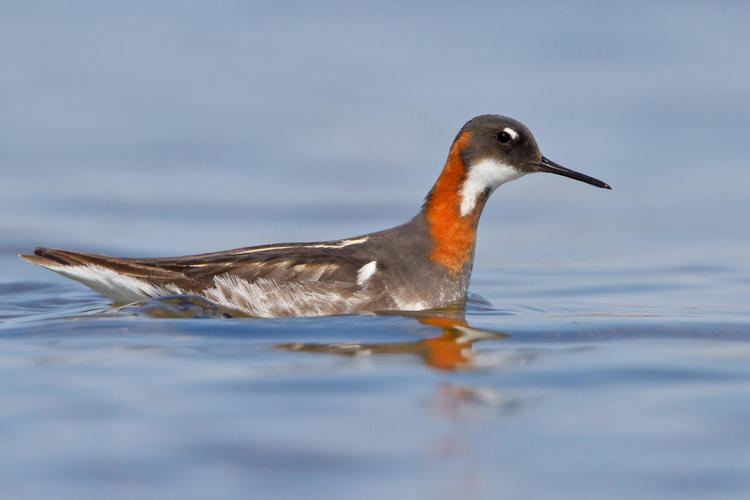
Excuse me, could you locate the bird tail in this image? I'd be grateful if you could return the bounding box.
[19,247,186,304]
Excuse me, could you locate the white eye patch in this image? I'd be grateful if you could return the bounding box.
[503,127,519,141]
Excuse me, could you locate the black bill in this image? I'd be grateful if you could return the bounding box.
[537,156,611,189]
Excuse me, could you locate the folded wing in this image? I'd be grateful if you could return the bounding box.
[21,245,385,317]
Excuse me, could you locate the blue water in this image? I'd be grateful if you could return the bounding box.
[2,2,750,499]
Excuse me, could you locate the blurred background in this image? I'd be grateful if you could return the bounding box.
[2,2,750,500]
[3,1,748,275]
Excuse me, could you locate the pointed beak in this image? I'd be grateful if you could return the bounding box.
[536,156,611,190]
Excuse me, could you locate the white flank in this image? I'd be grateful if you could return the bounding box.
[356,261,377,285]
[37,261,376,317]
[44,264,182,304]
[391,299,429,311]
[503,127,519,141]
[459,158,525,216]
[204,275,371,318]
[232,237,368,256]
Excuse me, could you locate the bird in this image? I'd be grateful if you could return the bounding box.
[20,114,611,318]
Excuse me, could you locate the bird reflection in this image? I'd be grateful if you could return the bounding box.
[115,295,510,371]
[276,306,509,371]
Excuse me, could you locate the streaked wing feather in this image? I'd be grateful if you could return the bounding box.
[187,255,365,285]
[24,245,388,316]
[30,246,373,289]
[30,248,185,280]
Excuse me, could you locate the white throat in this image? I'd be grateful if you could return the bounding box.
[459,158,525,216]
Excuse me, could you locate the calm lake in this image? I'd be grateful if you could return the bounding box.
[2,2,750,499]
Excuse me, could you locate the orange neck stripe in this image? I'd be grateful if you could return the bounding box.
[424,132,482,274]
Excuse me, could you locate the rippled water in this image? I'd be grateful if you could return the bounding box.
[3,248,750,499]
[3,2,750,499]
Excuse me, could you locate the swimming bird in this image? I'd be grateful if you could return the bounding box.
[21,115,610,318]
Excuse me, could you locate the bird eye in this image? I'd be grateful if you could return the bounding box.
[497,131,512,143]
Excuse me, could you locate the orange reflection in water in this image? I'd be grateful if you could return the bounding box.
[276,308,507,371]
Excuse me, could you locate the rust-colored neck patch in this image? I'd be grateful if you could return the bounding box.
[424,131,482,274]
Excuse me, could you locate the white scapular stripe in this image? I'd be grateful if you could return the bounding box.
[356,261,377,284]
[459,158,525,216]
[232,237,369,255]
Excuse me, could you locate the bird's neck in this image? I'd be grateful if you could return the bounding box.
[421,132,487,275]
